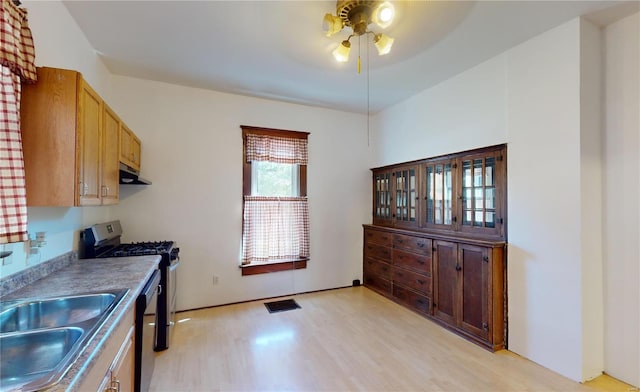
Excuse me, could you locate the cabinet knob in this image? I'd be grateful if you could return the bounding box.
[455,263,462,271]
[482,323,488,331]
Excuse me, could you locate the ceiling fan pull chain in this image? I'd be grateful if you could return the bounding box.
[357,35,362,74]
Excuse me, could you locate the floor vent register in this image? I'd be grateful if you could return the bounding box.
[264,299,301,314]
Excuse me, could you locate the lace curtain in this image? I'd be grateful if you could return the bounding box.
[0,0,37,244]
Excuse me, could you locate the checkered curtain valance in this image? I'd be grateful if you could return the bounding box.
[245,134,308,165]
[0,0,37,244]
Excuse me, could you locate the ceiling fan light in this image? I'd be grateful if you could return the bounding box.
[374,33,394,55]
[323,13,343,37]
[332,40,351,62]
[373,2,395,29]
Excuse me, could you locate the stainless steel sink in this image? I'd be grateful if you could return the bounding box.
[0,293,117,333]
[0,289,129,392]
[0,327,84,391]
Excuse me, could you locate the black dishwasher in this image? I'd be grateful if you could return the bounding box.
[135,270,160,392]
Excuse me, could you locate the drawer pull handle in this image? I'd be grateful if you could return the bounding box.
[418,260,425,265]
[417,242,424,248]
[417,279,425,285]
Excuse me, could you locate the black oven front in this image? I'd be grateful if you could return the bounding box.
[135,270,160,392]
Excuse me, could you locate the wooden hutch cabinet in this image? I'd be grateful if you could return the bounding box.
[364,144,507,351]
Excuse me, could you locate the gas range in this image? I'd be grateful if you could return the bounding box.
[80,220,180,353]
[81,221,179,261]
[100,241,179,260]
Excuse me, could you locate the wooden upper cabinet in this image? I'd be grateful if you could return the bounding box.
[102,104,121,205]
[371,145,506,241]
[21,67,125,206]
[120,124,141,171]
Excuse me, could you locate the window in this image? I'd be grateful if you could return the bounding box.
[251,161,299,197]
[241,126,309,275]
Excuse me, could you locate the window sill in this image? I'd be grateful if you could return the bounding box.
[240,259,308,276]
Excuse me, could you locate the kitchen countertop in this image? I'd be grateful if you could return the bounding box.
[0,255,160,392]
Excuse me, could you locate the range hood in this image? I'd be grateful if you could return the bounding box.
[119,163,152,185]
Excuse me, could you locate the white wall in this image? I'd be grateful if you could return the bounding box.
[370,17,622,382]
[370,54,508,167]
[579,18,604,381]
[603,11,640,387]
[108,77,370,311]
[507,19,584,381]
[0,0,114,278]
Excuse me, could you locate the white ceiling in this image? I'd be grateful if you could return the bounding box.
[63,0,638,114]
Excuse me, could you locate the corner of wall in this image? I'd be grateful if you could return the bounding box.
[578,16,604,381]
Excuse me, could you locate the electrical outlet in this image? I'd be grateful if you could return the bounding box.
[213,275,219,285]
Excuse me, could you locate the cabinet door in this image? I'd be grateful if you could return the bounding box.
[120,124,141,171]
[432,240,458,324]
[102,105,120,205]
[372,170,392,225]
[458,244,490,341]
[459,150,505,237]
[111,326,134,392]
[130,133,141,170]
[21,67,78,206]
[392,166,418,228]
[120,125,131,167]
[77,79,102,206]
[423,160,456,231]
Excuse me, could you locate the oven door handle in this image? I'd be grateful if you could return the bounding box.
[169,259,180,271]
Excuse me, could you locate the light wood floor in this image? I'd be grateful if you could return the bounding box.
[151,287,636,391]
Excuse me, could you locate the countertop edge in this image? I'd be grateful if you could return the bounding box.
[0,255,161,392]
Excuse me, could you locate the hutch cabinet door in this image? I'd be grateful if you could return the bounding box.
[392,165,419,228]
[432,240,458,325]
[422,159,456,232]
[458,150,506,238]
[459,243,490,341]
[372,170,393,225]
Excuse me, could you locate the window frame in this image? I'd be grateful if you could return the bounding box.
[242,126,308,198]
[241,125,309,276]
